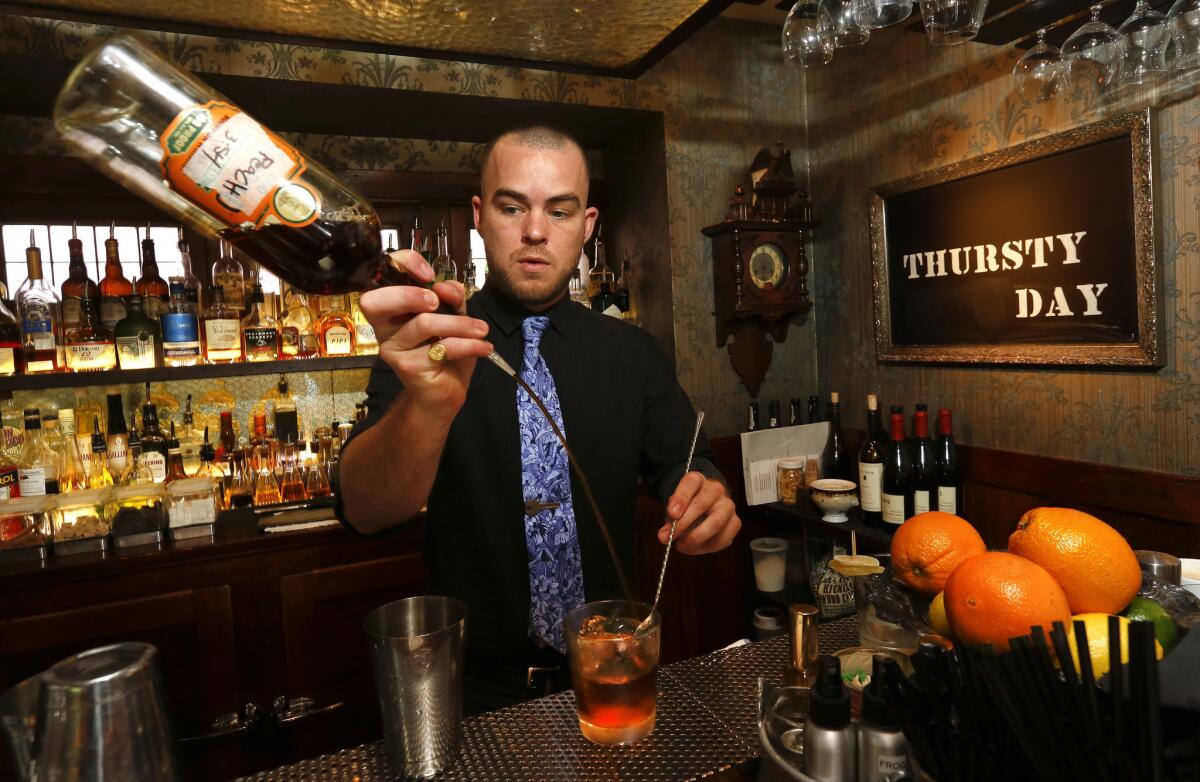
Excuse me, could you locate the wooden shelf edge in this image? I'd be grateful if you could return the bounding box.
[0,354,378,392]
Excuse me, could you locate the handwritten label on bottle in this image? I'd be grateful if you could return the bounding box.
[160,102,319,229]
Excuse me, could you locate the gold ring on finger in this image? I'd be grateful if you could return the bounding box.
[427,341,448,362]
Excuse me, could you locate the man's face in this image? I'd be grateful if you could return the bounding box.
[472,139,598,311]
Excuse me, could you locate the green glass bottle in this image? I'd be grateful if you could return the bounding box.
[113,294,162,370]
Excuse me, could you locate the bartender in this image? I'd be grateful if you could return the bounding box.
[336,125,741,713]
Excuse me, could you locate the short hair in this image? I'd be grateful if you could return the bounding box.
[480,125,591,183]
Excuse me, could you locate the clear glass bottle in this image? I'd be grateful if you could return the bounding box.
[175,226,203,313]
[113,292,162,369]
[49,409,86,493]
[64,290,116,372]
[241,282,280,362]
[125,429,156,486]
[278,442,306,502]
[615,254,632,319]
[136,224,170,319]
[252,444,281,506]
[281,289,320,359]
[410,211,429,261]
[349,293,377,355]
[162,277,202,367]
[431,221,457,283]
[587,225,614,303]
[61,221,99,341]
[17,231,62,375]
[88,415,114,489]
[178,395,203,476]
[212,240,247,315]
[462,259,479,300]
[202,285,243,364]
[196,427,226,509]
[105,391,130,481]
[98,222,132,334]
[139,403,168,484]
[317,294,356,356]
[18,409,61,496]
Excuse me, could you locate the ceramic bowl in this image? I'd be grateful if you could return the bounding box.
[1180,557,1200,599]
[809,478,858,523]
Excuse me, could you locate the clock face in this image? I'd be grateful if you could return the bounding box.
[747,242,788,290]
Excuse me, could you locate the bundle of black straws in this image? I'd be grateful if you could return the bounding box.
[879,617,1185,782]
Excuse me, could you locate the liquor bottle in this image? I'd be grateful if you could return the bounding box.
[1,392,23,460]
[911,406,937,516]
[202,285,243,364]
[936,408,964,515]
[820,392,850,481]
[787,398,801,427]
[747,401,761,432]
[162,278,202,367]
[18,410,60,496]
[54,35,412,298]
[196,428,226,508]
[105,392,130,481]
[98,222,132,333]
[881,412,914,526]
[0,442,18,500]
[808,394,822,424]
[857,394,885,527]
[228,453,254,508]
[251,444,281,505]
[176,226,203,313]
[278,442,306,502]
[61,221,99,341]
[591,277,620,317]
[317,294,356,356]
[615,254,631,318]
[410,211,429,260]
[767,400,781,429]
[272,377,300,444]
[88,415,113,488]
[587,225,613,302]
[430,221,457,283]
[125,429,155,486]
[281,289,319,359]
[139,403,168,483]
[0,296,23,376]
[216,411,237,474]
[135,224,170,318]
[17,231,62,374]
[350,293,377,355]
[305,450,332,498]
[178,396,203,476]
[113,293,161,369]
[241,282,280,362]
[164,424,188,484]
[44,410,85,493]
[63,292,116,372]
[569,268,588,306]
[463,260,479,300]
[211,240,246,315]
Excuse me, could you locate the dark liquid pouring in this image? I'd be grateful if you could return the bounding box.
[220,218,633,600]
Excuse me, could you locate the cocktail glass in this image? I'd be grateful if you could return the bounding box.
[564,600,661,746]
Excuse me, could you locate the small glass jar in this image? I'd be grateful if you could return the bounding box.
[777,458,807,505]
[52,488,112,555]
[168,477,221,533]
[111,485,168,548]
[0,495,54,562]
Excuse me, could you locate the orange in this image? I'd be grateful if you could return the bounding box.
[943,551,1072,651]
[890,511,987,596]
[1008,507,1141,615]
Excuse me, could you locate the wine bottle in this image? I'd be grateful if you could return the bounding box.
[807,394,821,423]
[767,400,781,429]
[788,398,803,427]
[857,394,885,526]
[747,401,761,433]
[936,408,964,515]
[820,392,850,481]
[911,405,936,516]
[881,412,913,526]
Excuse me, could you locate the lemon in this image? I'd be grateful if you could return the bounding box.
[928,591,954,639]
[1065,613,1162,678]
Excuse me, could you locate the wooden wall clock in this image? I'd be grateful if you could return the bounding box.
[702,145,817,397]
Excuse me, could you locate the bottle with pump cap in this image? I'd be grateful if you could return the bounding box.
[858,656,910,782]
[804,655,856,782]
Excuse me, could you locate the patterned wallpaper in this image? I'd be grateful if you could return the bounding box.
[806,28,1200,476]
[0,13,815,437]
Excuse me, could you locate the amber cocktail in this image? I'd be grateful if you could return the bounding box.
[564,600,661,746]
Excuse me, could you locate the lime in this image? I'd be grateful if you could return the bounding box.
[1125,597,1179,654]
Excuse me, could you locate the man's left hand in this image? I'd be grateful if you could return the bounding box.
[659,472,741,555]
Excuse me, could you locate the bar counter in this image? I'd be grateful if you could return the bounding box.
[239,616,859,782]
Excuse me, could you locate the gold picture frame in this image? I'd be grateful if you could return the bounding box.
[868,108,1162,367]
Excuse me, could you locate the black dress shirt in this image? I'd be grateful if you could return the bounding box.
[336,282,717,666]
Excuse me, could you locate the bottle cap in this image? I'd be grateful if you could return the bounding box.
[788,604,820,683]
[861,654,902,729]
[808,655,850,729]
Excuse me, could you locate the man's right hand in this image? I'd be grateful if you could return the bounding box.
[358,250,493,424]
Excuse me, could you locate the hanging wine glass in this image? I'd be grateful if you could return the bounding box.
[1113,0,1170,93]
[1062,4,1121,90]
[853,0,913,29]
[1168,0,1200,74]
[918,0,990,45]
[783,0,836,67]
[1012,28,1063,103]
[828,0,871,46]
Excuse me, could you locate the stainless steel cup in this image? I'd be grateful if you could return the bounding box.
[0,642,180,781]
[364,596,467,779]
[1135,550,1182,585]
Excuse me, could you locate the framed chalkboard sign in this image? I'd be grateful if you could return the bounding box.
[869,109,1162,367]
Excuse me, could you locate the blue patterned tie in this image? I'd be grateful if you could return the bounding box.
[517,316,585,652]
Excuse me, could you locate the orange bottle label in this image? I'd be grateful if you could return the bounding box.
[159,101,319,229]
